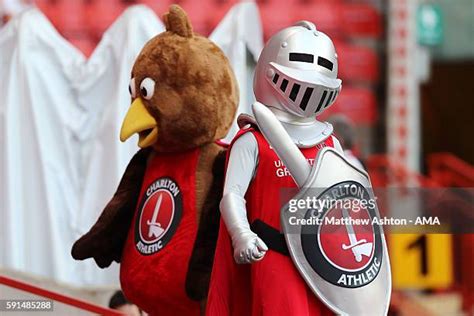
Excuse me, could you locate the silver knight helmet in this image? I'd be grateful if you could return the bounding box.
[254,21,342,118]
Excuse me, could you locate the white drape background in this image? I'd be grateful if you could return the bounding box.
[0,3,262,287]
[210,2,263,143]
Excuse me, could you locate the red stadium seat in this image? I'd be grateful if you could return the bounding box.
[292,3,343,39]
[137,0,171,13]
[33,0,382,66]
[84,0,127,41]
[69,37,96,58]
[259,2,295,40]
[256,0,342,5]
[341,4,382,38]
[334,41,379,83]
[320,87,377,124]
[177,0,214,35]
[207,0,239,34]
[37,0,84,36]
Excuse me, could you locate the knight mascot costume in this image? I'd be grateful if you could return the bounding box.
[207,21,391,316]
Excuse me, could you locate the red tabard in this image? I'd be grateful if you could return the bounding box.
[120,149,200,316]
[207,128,335,316]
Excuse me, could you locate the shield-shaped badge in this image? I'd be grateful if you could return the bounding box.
[282,148,391,315]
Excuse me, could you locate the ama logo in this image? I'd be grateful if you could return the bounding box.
[135,177,183,255]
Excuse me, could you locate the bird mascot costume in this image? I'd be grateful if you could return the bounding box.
[71,5,238,316]
[207,21,391,316]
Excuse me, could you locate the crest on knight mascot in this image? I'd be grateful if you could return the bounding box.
[252,102,391,316]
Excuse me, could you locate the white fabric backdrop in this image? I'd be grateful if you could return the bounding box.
[0,4,165,287]
[0,3,262,287]
[210,2,263,143]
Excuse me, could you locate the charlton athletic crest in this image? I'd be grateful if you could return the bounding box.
[301,181,383,288]
[135,177,183,255]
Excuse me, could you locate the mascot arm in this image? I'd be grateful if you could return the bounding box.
[71,148,151,268]
[219,133,268,265]
[185,150,226,301]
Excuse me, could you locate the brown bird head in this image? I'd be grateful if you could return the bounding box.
[120,5,238,152]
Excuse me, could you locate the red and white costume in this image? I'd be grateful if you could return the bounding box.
[121,150,201,316]
[207,123,343,316]
[208,19,346,316]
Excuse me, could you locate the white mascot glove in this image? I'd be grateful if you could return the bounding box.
[220,193,268,264]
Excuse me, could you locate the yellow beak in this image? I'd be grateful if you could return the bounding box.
[120,98,158,148]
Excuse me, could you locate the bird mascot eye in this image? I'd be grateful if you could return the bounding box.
[140,78,155,100]
[128,78,136,98]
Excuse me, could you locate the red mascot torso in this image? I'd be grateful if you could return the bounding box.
[207,128,334,316]
[121,149,200,316]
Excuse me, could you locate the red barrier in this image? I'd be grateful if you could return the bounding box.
[367,153,474,314]
[428,152,474,187]
[427,153,474,313]
[366,154,439,187]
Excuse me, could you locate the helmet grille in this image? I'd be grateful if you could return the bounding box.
[316,90,328,113]
[268,68,340,117]
[280,79,289,92]
[300,87,314,111]
[289,83,301,101]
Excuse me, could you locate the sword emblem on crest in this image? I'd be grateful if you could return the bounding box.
[341,208,373,263]
[147,193,165,238]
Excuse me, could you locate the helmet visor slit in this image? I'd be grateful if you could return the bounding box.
[280,79,289,92]
[324,91,334,108]
[289,83,301,101]
[300,87,314,111]
[316,90,328,113]
[272,73,280,84]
